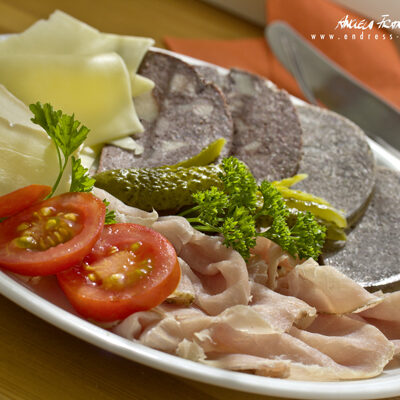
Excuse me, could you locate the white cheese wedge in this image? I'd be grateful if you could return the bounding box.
[0,86,70,195]
[108,136,144,154]
[131,74,155,97]
[0,10,154,72]
[0,10,154,98]
[0,53,142,147]
[0,11,155,146]
[79,146,98,171]
[0,119,59,195]
[0,84,38,129]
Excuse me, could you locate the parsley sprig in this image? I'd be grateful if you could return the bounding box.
[182,157,326,261]
[29,102,116,224]
[29,102,90,197]
[70,156,96,193]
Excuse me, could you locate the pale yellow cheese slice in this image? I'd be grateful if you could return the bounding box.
[0,11,154,87]
[0,53,142,147]
[0,84,38,129]
[131,74,155,98]
[0,87,69,195]
[108,136,144,153]
[0,119,59,195]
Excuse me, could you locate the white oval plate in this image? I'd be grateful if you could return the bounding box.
[1,43,400,400]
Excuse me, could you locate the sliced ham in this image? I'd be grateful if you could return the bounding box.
[250,282,316,332]
[277,258,381,314]
[114,304,209,352]
[98,188,398,381]
[202,354,291,378]
[288,314,394,380]
[359,292,400,341]
[92,187,158,226]
[193,306,393,381]
[152,216,250,315]
[249,236,298,289]
[165,258,196,306]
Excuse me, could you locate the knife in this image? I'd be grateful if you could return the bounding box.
[265,21,400,154]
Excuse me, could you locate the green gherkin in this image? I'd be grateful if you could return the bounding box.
[171,138,226,168]
[94,165,223,212]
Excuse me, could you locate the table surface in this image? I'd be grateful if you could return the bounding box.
[0,1,399,400]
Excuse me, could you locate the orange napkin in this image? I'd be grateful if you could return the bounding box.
[164,0,400,110]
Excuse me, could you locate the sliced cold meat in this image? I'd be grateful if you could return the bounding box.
[250,282,316,332]
[322,167,400,288]
[110,209,398,381]
[293,104,376,226]
[196,66,303,182]
[152,216,251,315]
[277,259,381,314]
[92,187,158,226]
[98,50,233,172]
[249,236,298,289]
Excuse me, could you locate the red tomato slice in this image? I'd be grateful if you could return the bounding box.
[57,223,181,322]
[0,185,52,219]
[0,192,105,276]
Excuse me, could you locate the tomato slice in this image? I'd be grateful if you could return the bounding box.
[0,192,105,276]
[0,185,52,219]
[57,223,181,322]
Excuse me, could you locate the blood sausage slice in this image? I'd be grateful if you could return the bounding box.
[323,167,400,288]
[293,104,376,226]
[196,66,303,182]
[98,51,233,172]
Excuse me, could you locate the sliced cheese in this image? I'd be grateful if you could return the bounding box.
[0,11,156,145]
[79,146,98,171]
[0,10,154,72]
[0,118,70,196]
[0,53,143,146]
[0,86,70,195]
[0,84,38,129]
[131,73,155,97]
[108,136,144,154]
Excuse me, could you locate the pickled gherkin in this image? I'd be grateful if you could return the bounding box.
[171,138,226,168]
[272,174,347,240]
[94,162,347,242]
[94,166,223,212]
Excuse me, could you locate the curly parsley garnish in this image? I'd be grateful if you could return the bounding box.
[29,102,116,224]
[29,102,90,197]
[182,157,326,261]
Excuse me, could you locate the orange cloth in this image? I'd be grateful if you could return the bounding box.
[164,0,400,109]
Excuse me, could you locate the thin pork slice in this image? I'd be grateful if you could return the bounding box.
[202,354,291,378]
[92,187,158,226]
[277,259,381,314]
[249,236,298,289]
[165,258,196,306]
[114,304,209,353]
[152,216,251,315]
[359,292,400,340]
[194,306,393,381]
[250,282,316,332]
[289,314,394,380]
[115,303,394,381]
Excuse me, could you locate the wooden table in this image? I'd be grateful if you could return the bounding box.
[0,1,398,400]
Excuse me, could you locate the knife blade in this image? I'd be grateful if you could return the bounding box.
[265,21,400,152]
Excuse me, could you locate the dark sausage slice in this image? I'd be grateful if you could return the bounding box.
[293,104,376,226]
[98,51,233,172]
[323,167,399,289]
